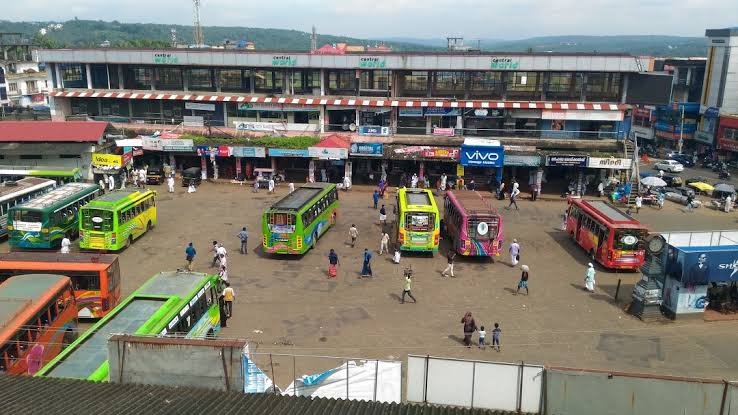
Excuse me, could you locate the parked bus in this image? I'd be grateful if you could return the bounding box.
[7,183,101,249]
[0,167,81,185]
[0,252,121,319]
[262,183,339,254]
[79,189,157,251]
[0,178,57,238]
[36,271,221,381]
[443,191,504,257]
[0,274,78,375]
[565,199,648,270]
[395,188,440,254]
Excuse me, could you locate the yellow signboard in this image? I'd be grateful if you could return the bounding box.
[92,153,123,168]
[456,165,465,177]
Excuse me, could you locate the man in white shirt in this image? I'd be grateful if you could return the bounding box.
[167,175,175,193]
[288,182,295,193]
[379,232,390,255]
[138,169,147,188]
[268,178,275,193]
[107,174,115,191]
[60,235,71,254]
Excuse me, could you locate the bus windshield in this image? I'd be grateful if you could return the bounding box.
[82,209,114,232]
[405,212,434,232]
[613,229,647,250]
[13,210,42,222]
[268,212,295,233]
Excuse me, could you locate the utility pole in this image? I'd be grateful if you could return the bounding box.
[677,104,685,154]
[192,0,204,47]
[311,26,317,51]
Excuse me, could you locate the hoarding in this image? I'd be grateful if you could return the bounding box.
[665,245,738,285]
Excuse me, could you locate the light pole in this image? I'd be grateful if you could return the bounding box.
[677,104,685,154]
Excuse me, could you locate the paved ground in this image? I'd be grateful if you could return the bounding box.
[3,166,738,388]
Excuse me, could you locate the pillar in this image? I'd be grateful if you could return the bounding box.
[456,115,463,134]
[117,65,124,90]
[319,105,326,133]
[426,116,432,135]
[105,64,111,89]
[183,69,190,92]
[54,64,62,89]
[85,64,93,89]
[320,69,326,96]
[427,71,433,98]
[620,73,629,104]
[222,102,229,128]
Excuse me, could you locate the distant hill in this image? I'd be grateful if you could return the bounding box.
[0,19,441,51]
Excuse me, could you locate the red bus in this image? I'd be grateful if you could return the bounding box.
[0,252,121,319]
[565,199,648,270]
[0,274,77,375]
[443,191,504,257]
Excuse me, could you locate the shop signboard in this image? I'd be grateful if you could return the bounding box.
[183,115,204,127]
[272,55,298,67]
[662,277,708,315]
[546,155,588,167]
[665,245,738,285]
[308,147,349,160]
[161,139,194,152]
[268,148,310,158]
[142,136,164,151]
[91,153,123,168]
[468,108,503,118]
[358,126,390,136]
[122,152,133,166]
[153,52,179,64]
[456,165,465,177]
[542,110,624,121]
[185,102,215,112]
[238,103,319,112]
[424,107,460,117]
[432,127,455,137]
[503,155,541,167]
[460,145,504,168]
[350,143,384,157]
[196,146,218,157]
[718,137,738,153]
[399,108,424,117]
[490,57,520,70]
[218,146,232,157]
[586,157,632,170]
[358,57,386,68]
[231,147,266,158]
[392,146,460,160]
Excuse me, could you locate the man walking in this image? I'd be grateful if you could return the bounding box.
[380,231,390,255]
[185,242,196,271]
[222,282,235,317]
[328,248,339,278]
[379,204,387,226]
[442,249,456,277]
[211,241,220,267]
[506,182,520,210]
[401,272,417,304]
[237,227,248,254]
[60,234,71,254]
[107,174,116,192]
[167,174,175,193]
[509,239,520,266]
[349,224,358,248]
[361,248,373,277]
[268,178,275,193]
[372,190,380,209]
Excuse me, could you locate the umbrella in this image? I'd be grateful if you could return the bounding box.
[714,183,736,193]
[688,182,715,193]
[640,176,667,187]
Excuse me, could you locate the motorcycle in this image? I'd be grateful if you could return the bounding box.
[719,169,731,180]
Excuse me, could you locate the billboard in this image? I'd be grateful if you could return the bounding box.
[625,73,673,105]
[460,145,504,167]
[665,245,738,285]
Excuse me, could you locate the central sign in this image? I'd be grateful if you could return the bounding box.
[359,57,386,68]
[272,55,298,66]
[490,57,519,70]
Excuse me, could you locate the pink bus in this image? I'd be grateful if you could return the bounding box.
[443,191,504,257]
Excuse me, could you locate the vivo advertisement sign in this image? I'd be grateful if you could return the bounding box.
[460,145,504,168]
[666,245,738,285]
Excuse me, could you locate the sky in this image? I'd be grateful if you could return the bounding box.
[4,0,738,39]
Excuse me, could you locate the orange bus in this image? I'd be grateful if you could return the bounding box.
[0,274,78,375]
[0,253,121,319]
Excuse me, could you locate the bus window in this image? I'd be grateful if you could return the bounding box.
[74,274,101,291]
[405,212,433,231]
[13,210,42,222]
[49,301,59,322]
[614,229,646,250]
[109,261,121,292]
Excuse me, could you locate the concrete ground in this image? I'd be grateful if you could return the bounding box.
[4,172,738,389]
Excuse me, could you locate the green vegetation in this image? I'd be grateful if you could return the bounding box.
[183,134,320,149]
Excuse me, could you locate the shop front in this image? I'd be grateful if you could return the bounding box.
[326,106,357,132]
[308,134,351,183]
[91,151,133,187]
[459,138,504,190]
[717,115,738,161]
[503,154,542,195]
[541,109,624,139]
[396,108,425,135]
[385,145,460,187]
[586,156,632,197]
[359,107,391,135]
[349,143,384,184]
[462,108,505,137]
[195,145,267,179]
[544,154,588,195]
[267,148,311,181]
[229,103,320,134]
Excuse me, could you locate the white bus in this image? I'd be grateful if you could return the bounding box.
[0,178,56,238]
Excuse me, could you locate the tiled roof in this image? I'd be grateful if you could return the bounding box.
[0,375,517,415]
[0,121,109,142]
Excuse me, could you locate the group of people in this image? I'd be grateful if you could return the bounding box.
[461,312,501,351]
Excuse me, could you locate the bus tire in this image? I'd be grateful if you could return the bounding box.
[126,236,133,249]
[147,221,153,231]
[312,232,318,250]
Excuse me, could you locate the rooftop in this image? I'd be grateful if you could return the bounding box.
[136,271,210,298]
[0,274,68,328]
[0,121,110,143]
[272,183,333,210]
[17,182,98,210]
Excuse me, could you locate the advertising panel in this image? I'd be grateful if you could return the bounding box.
[183,115,204,127]
[503,155,540,167]
[161,139,194,152]
[268,148,310,157]
[542,110,624,121]
[393,146,460,160]
[308,147,349,160]
[432,127,456,137]
[546,155,587,167]
[91,153,123,168]
[358,126,390,136]
[460,145,504,168]
[586,157,632,170]
[399,108,424,117]
[665,245,738,286]
[662,276,708,315]
[185,102,215,111]
[425,107,460,117]
[142,136,164,151]
[231,147,266,158]
[350,143,384,157]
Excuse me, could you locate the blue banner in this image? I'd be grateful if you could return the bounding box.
[424,107,460,117]
[350,142,384,156]
[666,245,738,285]
[704,107,720,118]
[268,148,310,157]
[358,126,390,136]
[399,108,424,117]
[460,145,504,167]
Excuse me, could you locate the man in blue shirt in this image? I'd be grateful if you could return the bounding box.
[185,242,196,271]
[361,248,373,277]
[238,227,249,254]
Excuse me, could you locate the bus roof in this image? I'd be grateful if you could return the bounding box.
[271,183,334,211]
[136,271,211,298]
[400,188,436,208]
[0,177,55,200]
[15,183,98,211]
[0,274,69,331]
[0,167,80,177]
[573,199,645,228]
[446,191,499,216]
[0,252,118,270]
[83,189,152,209]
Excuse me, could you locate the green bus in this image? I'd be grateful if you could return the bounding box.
[0,167,82,185]
[79,189,157,251]
[395,188,440,254]
[7,183,101,249]
[262,182,339,254]
[36,271,222,381]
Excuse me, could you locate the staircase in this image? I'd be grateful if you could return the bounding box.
[622,139,640,208]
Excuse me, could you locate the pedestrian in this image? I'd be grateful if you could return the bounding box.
[725,195,733,213]
[328,248,339,278]
[120,172,126,190]
[561,210,568,231]
[442,249,456,277]
[98,176,106,192]
[410,173,418,188]
[492,323,501,352]
[349,224,358,248]
[380,231,390,255]
[498,181,506,200]
[401,272,417,303]
[211,241,220,267]
[253,179,259,193]
[60,233,71,254]
[685,194,695,212]
[379,204,387,226]
[238,227,248,254]
[185,242,196,271]
[222,281,235,317]
[218,295,228,328]
[392,249,401,264]
[657,192,665,210]
[635,194,643,214]
[516,264,530,295]
[138,168,146,188]
[320,168,327,183]
[361,248,373,277]
[584,262,596,292]
[288,182,295,193]
[107,174,115,192]
[509,239,520,266]
[218,264,228,282]
[268,178,275,193]
[378,178,386,197]
[188,180,197,193]
[219,253,227,270]
[597,181,605,197]
[343,175,351,190]
[478,325,486,349]
[506,182,520,210]
[461,312,477,348]
[372,190,380,209]
[440,173,447,192]
[132,168,139,188]
[167,175,175,193]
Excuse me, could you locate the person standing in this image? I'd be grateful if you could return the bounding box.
[379,204,387,226]
[597,181,605,197]
[492,323,501,352]
[211,241,220,267]
[725,195,733,213]
[442,249,456,277]
[237,227,248,254]
[584,263,596,292]
[328,248,339,278]
[516,265,530,295]
[380,232,390,255]
[685,193,695,213]
[218,295,228,328]
[361,248,373,277]
[372,190,380,209]
[185,242,196,271]
[506,183,520,210]
[411,173,418,188]
[60,234,71,254]
[635,194,643,214]
[218,264,228,283]
[167,174,175,193]
[392,249,401,264]
[253,179,259,193]
[401,272,417,303]
[132,168,139,188]
[478,326,486,349]
[222,282,235,317]
[288,182,295,193]
[349,224,358,248]
[343,175,351,190]
[138,168,146,188]
[440,173,447,192]
[561,210,568,231]
[268,178,275,194]
[509,239,520,266]
[461,312,477,348]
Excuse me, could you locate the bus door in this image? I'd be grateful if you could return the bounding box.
[575,215,583,240]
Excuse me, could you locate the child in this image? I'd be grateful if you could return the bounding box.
[492,323,501,352]
[478,325,486,349]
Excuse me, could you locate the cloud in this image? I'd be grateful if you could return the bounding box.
[3,0,738,38]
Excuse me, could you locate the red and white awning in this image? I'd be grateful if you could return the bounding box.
[49,90,626,111]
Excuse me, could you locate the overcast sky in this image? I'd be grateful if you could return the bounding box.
[5,0,738,39]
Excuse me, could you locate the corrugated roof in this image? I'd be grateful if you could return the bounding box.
[0,121,109,142]
[0,375,515,415]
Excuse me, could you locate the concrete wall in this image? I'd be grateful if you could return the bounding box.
[108,335,246,392]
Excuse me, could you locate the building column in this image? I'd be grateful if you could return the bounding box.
[250,71,255,94]
[54,64,62,89]
[427,72,433,98]
[159,100,164,123]
[456,115,463,134]
[183,69,190,92]
[541,72,550,101]
[319,105,326,133]
[105,64,111,89]
[97,98,103,116]
[390,108,398,135]
[426,116,432,135]
[128,100,133,119]
[580,74,588,102]
[620,73,629,104]
[214,69,221,93]
[501,72,508,101]
[320,69,326,96]
[85,64,93,89]
[117,65,124,90]
[223,102,229,128]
